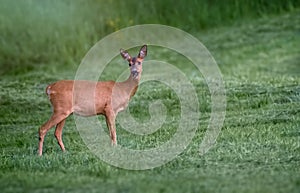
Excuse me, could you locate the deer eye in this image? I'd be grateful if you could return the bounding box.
[137,62,141,65]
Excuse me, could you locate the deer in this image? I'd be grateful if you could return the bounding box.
[38,45,147,156]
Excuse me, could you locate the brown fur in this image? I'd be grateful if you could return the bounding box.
[38,45,147,156]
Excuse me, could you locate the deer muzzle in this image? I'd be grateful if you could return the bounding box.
[132,69,139,79]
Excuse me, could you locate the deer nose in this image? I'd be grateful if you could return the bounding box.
[132,70,139,78]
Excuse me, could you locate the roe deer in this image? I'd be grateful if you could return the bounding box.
[38,45,147,156]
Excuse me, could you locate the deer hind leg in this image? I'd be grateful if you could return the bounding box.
[38,112,69,156]
[105,110,117,145]
[55,119,66,152]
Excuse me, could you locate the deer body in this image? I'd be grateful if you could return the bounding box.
[38,45,147,156]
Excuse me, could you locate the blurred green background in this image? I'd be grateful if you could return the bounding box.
[0,0,298,74]
[0,0,300,193]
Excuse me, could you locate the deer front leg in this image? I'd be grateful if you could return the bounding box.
[105,110,117,146]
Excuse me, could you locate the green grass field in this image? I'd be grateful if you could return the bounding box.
[0,1,300,192]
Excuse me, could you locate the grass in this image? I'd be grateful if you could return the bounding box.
[1,1,300,193]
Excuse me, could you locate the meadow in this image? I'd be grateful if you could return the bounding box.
[0,0,300,192]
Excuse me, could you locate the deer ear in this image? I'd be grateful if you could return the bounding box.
[120,49,132,62]
[138,45,147,59]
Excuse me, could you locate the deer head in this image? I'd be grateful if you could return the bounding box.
[120,45,147,80]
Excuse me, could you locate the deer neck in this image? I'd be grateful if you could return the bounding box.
[118,72,141,99]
